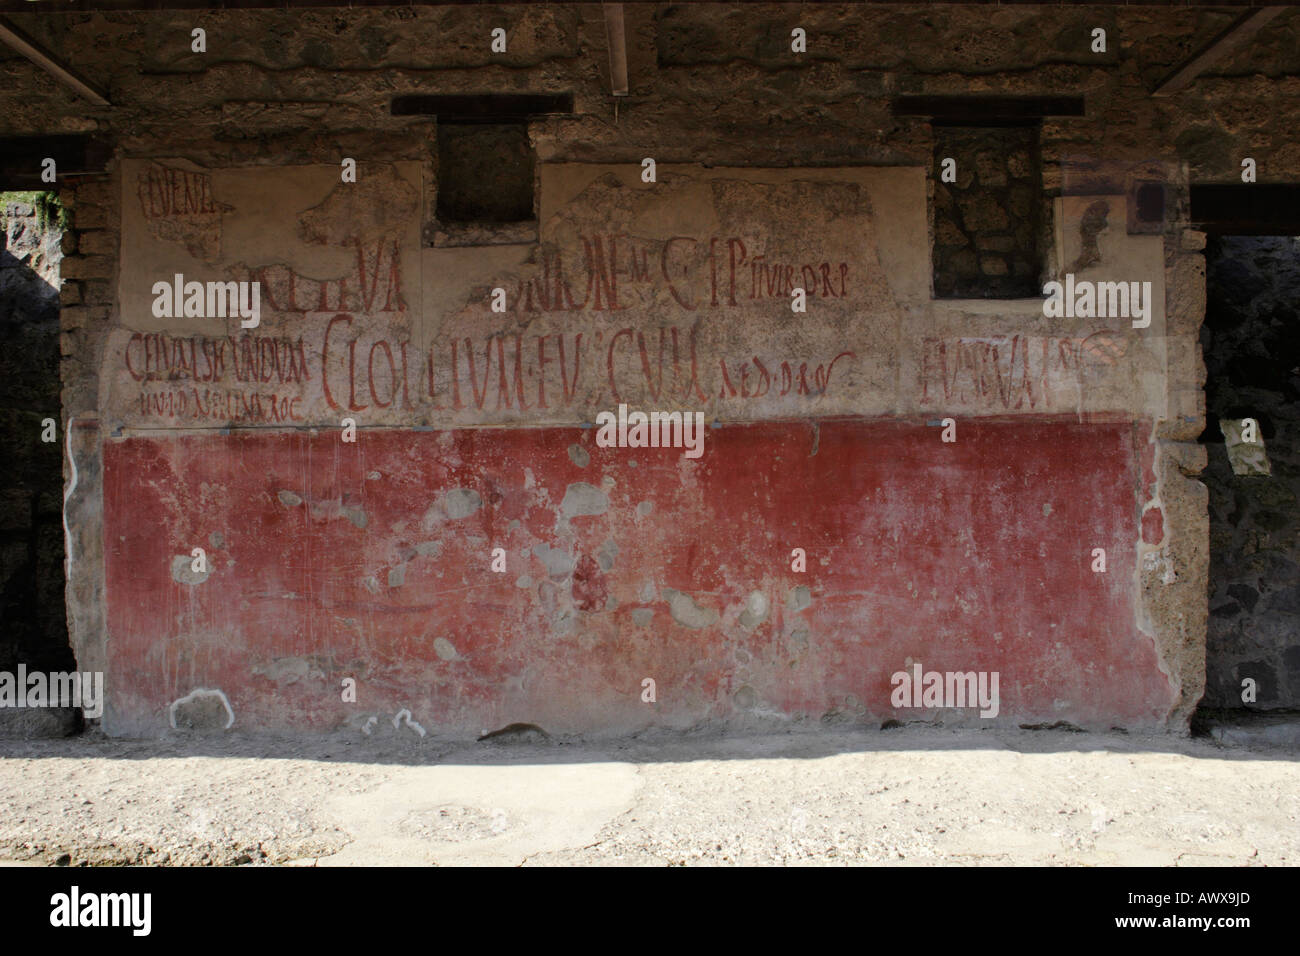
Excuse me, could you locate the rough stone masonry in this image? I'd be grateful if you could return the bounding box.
[1,2,1296,736]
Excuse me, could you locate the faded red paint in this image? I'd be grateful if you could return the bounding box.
[102,419,1174,734]
[1142,506,1165,545]
[1141,442,1159,500]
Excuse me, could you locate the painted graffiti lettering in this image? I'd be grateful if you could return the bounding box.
[518,251,586,312]
[125,333,308,386]
[317,321,856,417]
[661,237,697,310]
[137,386,303,423]
[718,351,855,399]
[126,320,856,423]
[750,257,848,299]
[919,333,1124,410]
[248,238,405,316]
[582,234,628,311]
[137,163,218,219]
[490,234,851,314]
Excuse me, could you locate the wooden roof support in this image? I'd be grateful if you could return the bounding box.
[604,2,628,97]
[0,17,110,106]
[1154,7,1288,97]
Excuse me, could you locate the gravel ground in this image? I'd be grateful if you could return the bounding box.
[0,726,1295,866]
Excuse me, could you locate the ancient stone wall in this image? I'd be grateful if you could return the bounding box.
[1202,235,1300,710]
[931,125,1042,299]
[1,3,1291,733]
[0,195,77,734]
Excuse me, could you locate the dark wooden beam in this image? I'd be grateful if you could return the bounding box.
[0,17,110,106]
[1153,7,1288,96]
[391,93,574,122]
[604,2,628,97]
[0,134,112,189]
[892,95,1085,126]
[0,0,1287,8]
[1191,185,1300,236]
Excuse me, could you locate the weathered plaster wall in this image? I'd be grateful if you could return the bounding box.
[91,159,1187,733]
[0,2,1268,733]
[104,420,1167,735]
[87,156,1197,734]
[105,163,1177,428]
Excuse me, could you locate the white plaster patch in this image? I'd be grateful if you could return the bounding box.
[787,585,812,612]
[252,656,324,684]
[424,488,482,526]
[170,554,210,586]
[533,542,575,578]
[169,688,235,730]
[561,482,608,518]
[1141,548,1178,584]
[1221,418,1271,476]
[392,708,427,737]
[662,588,719,629]
[738,590,769,629]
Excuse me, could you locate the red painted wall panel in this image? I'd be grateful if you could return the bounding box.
[101,420,1174,734]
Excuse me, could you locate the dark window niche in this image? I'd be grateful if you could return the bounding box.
[1131,181,1166,233]
[931,124,1043,300]
[436,122,535,225]
[403,92,572,246]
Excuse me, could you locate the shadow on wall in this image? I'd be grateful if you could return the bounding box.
[0,193,78,737]
[1,723,1299,768]
[1200,235,1300,711]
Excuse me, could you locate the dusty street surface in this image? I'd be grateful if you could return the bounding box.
[0,727,1295,866]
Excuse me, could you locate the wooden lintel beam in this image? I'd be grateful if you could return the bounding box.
[892,95,1085,124]
[0,17,110,107]
[0,134,112,190]
[604,3,628,97]
[391,93,574,121]
[1154,7,1288,97]
[1191,184,1300,236]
